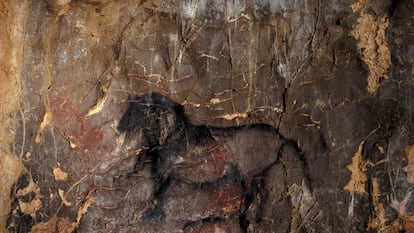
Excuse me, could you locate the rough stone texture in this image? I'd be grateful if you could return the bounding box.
[0,0,413,232]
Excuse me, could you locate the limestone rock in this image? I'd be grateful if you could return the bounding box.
[0,0,413,232]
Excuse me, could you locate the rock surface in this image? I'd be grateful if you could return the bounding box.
[0,0,413,232]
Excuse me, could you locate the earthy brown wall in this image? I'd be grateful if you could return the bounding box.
[0,1,28,232]
[0,0,413,232]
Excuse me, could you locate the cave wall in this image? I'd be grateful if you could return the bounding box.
[0,0,413,232]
